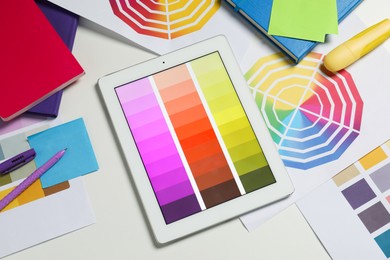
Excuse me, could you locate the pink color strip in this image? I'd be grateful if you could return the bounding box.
[115,76,198,208]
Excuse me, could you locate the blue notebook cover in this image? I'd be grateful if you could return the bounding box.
[225,0,362,63]
[27,0,79,117]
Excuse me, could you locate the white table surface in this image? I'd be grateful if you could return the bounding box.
[6,0,390,259]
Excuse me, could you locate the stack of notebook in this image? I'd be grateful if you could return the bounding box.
[27,0,81,118]
[0,0,84,121]
[225,0,362,62]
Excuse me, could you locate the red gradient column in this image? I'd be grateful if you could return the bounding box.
[153,64,241,208]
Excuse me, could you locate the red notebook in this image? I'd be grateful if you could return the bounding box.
[0,0,84,121]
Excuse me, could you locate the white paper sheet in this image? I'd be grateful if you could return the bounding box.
[297,141,390,259]
[0,123,96,258]
[0,178,95,258]
[47,0,259,59]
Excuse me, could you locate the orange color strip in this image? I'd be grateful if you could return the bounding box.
[153,64,239,194]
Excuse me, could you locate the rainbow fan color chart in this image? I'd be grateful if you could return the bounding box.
[109,0,220,39]
[245,52,364,170]
[115,52,275,224]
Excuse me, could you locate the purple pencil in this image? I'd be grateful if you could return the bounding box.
[0,149,67,212]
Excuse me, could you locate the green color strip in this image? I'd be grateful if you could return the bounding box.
[0,174,12,187]
[240,166,276,193]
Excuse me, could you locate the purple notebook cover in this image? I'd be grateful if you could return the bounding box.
[27,0,79,117]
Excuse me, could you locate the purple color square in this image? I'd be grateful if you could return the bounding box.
[155,180,195,205]
[341,178,376,209]
[161,194,202,224]
[358,202,390,233]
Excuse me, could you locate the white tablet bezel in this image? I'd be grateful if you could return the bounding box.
[98,35,293,244]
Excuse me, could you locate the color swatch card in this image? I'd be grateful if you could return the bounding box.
[268,0,338,42]
[115,52,275,224]
[297,140,390,259]
[240,14,390,230]
[27,118,99,188]
[0,125,49,188]
[0,125,95,258]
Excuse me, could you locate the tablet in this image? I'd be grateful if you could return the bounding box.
[98,36,293,244]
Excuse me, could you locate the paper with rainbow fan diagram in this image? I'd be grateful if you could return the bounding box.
[240,14,390,230]
[108,0,220,40]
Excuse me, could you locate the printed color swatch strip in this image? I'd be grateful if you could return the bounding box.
[0,126,70,213]
[116,52,275,224]
[332,141,390,257]
[109,0,220,39]
[0,126,48,187]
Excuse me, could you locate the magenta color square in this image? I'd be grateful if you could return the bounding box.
[155,180,195,205]
[341,178,376,209]
[358,202,390,233]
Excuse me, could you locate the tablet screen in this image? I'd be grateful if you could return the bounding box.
[115,52,276,224]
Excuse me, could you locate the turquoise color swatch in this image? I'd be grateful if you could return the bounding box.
[28,118,99,188]
[375,229,390,258]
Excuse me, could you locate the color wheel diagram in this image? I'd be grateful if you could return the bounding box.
[245,52,364,170]
[109,0,220,39]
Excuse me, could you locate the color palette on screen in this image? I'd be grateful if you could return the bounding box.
[116,52,275,224]
[333,141,390,257]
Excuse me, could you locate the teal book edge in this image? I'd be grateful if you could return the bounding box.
[225,0,363,63]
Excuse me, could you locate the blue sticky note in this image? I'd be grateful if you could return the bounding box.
[28,118,99,188]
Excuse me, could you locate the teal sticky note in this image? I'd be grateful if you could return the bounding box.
[28,118,99,188]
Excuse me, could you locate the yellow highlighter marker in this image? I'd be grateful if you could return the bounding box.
[324,19,390,72]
